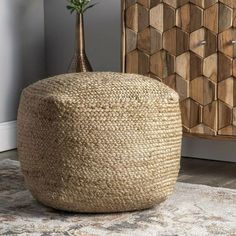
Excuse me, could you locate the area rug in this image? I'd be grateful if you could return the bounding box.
[0,159,236,236]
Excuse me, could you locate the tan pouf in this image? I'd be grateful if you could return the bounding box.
[17,72,182,213]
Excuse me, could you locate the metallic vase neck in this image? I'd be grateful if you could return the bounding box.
[76,13,85,55]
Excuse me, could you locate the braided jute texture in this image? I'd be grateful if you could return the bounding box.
[17,72,182,213]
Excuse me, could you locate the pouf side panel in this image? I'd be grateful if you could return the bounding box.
[18,93,182,212]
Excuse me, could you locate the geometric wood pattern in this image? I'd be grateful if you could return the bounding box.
[163,28,189,56]
[190,28,217,58]
[204,4,218,33]
[190,0,217,9]
[218,77,236,107]
[176,3,203,33]
[218,3,233,33]
[218,28,236,58]
[138,27,162,54]
[203,53,217,82]
[190,77,216,106]
[150,50,175,78]
[218,53,233,82]
[219,0,236,8]
[150,4,175,32]
[123,0,236,137]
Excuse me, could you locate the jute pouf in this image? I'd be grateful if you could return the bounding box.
[17,72,182,213]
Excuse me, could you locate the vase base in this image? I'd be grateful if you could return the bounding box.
[68,53,93,73]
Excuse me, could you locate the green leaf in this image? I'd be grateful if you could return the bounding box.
[83,3,98,12]
[66,0,97,13]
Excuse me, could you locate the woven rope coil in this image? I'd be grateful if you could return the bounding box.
[17,72,182,213]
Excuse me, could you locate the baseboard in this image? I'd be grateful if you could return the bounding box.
[0,121,17,152]
[182,136,236,163]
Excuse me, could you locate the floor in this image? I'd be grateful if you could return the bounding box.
[1,150,236,189]
[179,157,236,189]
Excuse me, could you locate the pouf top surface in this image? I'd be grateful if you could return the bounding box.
[23,72,179,106]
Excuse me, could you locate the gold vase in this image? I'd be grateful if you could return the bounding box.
[68,13,93,73]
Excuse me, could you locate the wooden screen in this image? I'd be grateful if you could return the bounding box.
[122,0,236,138]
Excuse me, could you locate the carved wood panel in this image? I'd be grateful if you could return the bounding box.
[123,0,236,138]
[217,3,236,136]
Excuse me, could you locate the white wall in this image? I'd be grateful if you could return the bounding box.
[0,0,45,123]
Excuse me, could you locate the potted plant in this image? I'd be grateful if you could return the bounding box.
[67,0,97,72]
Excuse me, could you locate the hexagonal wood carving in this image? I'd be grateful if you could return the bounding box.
[218,28,236,58]
[150,50,175,78]
[218,77,236,107]
[233,59,236,77]
[123,0,236,137]
[191,124,216,135]
[162,74,176,90]
[126,4,149,32]
[218,126,236,136]
[126,50,149,74]
[176,3,203,33]
[233,107,236,126]
[190,53,203,80]
[190,0,217,9]
[219,0,236,8]
[218,53,233,82]
[126,29,137,53]
[176,52,203,81]
[204,4,218,33]
[163,28,189,56]
[176,75,189,101]
[233,9,236,28]
[190,77,216,106]
[150,3,175,32]
[219,3,233,33]
[125,0,137,9]
[190,28,217,58]
[180,98,202,129]
[176,52,190,80]
[163,0,189,8]
[137,0,161,8]
[218,101,232,129]
[203,101,217,130]
[138,27,162,54]
[126,4,138,31]
[203,54,217,82]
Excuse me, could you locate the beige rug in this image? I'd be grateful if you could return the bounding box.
[0,159,236,236]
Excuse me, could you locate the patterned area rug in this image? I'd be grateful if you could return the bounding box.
[0,159,236,236]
